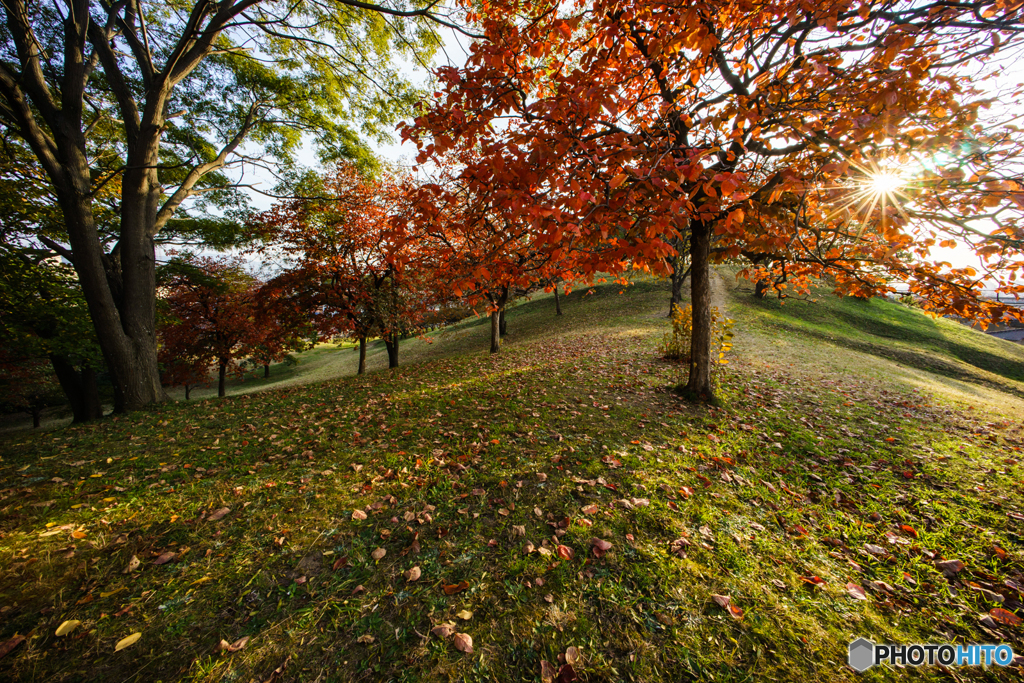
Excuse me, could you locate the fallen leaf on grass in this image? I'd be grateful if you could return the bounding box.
[356,635,375,644]
[443,581,470,595]
[936,559,965,576]
[351,510,367,521]
[452,632,473,654]
[456,609,473,620]
[556,545,574,561]
[0,636,25,659]
[711,594,744,619]
[114,632,141,651]
[404,566,421,582]
[220,636,250,652]
[800,575,826,588]
[207,507,231,522]
[990,607,1022,626]
[370,548,386,561]
[123,555,140,573]
[565,645,580,665]
[541,660,557,683]
[845,583,868,600]
[153,552,176,565]
[581,504,599,515]
[558,663,578,682]
[431,623,456,638]
[55,620,81,637]
[590,537,612,558]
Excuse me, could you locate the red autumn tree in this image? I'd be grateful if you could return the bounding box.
[159,255,262,398]
[406,150,590,353]
[254,162,422,373]
[404,0,1024,400]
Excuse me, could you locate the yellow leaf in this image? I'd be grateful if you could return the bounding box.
[71,530,87,539]
[114,632,141,652]
[189,576,213,586]
[55,620,81,637]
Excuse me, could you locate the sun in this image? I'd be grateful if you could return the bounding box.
[867,170,905,197]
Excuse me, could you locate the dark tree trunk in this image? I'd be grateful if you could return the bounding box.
[31,406,41,429]
[755,278,769,299]
[384,333,399,368]
[218,360,228,398]
[185,384,192,401]
[499,308,507,337]
[264,363,270,378]
[684,220,714,401]
[358,336,367,374]
[49,355,103,423]
[669,259,690,316]
[554,285,562,315]
[490,309,501,353]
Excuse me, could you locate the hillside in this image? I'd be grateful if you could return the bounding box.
[0,273,1022,682]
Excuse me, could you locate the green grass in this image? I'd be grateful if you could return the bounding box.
[1,273,1023,682]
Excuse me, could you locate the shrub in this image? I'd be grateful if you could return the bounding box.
[661,304,735,369]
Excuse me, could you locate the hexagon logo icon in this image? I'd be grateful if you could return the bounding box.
[849,638,875,672]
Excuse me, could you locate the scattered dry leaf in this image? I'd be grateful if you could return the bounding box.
[153,551,176,565]
[452,632,473,654]
[55,620,81,637]
[370,548,386,561]
[207,507,231,522]
[114,632,142,652]
[356,634,375,644]
[405,566,421,582]
[352,510,367,521]
[456,609,473,620]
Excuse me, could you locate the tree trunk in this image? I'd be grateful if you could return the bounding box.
[49,355,103,423]
[384,333,399,368]
[32,406,41,428]
[554,286,562,315]
[499,308,507,337]
[218,360,228,398]
[264,363,270,378]
[490,309,501,354]
[669,259,690,316]
[684,220,714,401]
[58,176,166,414]
[185,384,192,401]
[358,336,367,374]
[755,278,768,299]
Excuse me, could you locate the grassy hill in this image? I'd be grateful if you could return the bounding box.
[1,273,1023,682]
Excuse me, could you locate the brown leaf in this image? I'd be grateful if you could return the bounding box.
[356,634,375,644]
[590,537,612,558]
[404,566,421,582]
[153,551,176,565]
[845,583,868,600]
[556,545,574,561]
[452,632,473,654]
[207,507,231,522]
[352,510,367,521]
[565,645,580,665]
[0,635,25,659]
[541,660,557,683]
[581,504,599,515]
[370,547,386,561]
[431,623,456,638]
[557,663,578,683]
[443,580,470,595]
[123,555,140,573]
[711,594,743,619]
[990,607,1023,626]
[936,559,965,576]
[226,636,250,652]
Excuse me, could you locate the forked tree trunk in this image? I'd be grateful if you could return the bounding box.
[218,359,228,398]
[554,286,562,315]
[49,355,103,423]
[384,333,399,368]
[685,220,714,401]
[358,336,367,374]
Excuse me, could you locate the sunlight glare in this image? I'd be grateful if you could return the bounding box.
[868,171,904,196]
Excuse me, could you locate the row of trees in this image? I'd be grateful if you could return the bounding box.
[4,0,1024,417]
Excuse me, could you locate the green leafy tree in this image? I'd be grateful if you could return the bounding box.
[0,0,459,411]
